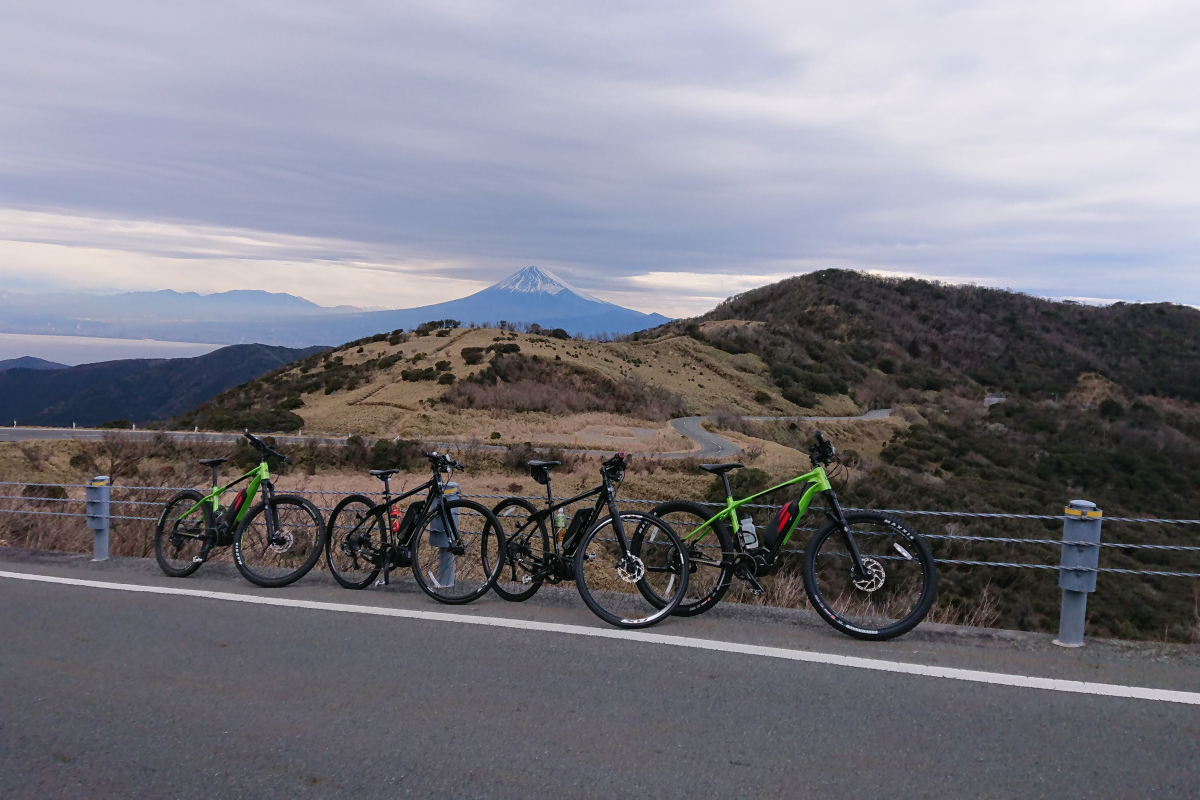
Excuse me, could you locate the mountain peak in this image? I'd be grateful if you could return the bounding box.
[488,266,603,303]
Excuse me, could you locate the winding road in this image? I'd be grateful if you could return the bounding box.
[0,409,891,460]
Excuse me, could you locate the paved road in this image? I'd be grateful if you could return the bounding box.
[0,408,892,462]
[1,548,1198,799]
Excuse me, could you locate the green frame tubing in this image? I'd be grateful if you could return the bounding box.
[685,465,831,548]
[183,461,271,524]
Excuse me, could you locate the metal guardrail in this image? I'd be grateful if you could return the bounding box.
[1,478,1198,646]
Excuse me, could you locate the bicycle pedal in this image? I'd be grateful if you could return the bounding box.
[584,551,596,561]
[521,575,532,585]
[192,556,204,564]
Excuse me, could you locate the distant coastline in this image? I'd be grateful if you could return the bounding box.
[0,333,223,366]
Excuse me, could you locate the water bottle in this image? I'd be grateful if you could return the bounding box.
[739,516,759,550]
[554,507,568,539]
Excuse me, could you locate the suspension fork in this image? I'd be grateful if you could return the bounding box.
[825,490,868,576]
[263,480,280,543]
[604,480,632,556]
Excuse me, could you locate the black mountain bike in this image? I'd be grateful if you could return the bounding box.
[488,453,689,629]
[325,452,506,604]
[155,432,326,588]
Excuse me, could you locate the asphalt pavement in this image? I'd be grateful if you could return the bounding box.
[1,547,1198,799]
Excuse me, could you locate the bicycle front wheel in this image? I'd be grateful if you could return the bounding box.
[410,498,505,604]
[802,511,937,640]
[644,500,734,616]
[326,494,385,590]
[154,490,213,578]
[233,495,326,588]
[575,513,688,629]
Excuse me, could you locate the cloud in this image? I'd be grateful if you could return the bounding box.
[0,1,1197,309]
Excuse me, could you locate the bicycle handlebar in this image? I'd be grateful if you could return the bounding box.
[244,431,292,464]
[809,430,836,467]
[423,451,466,473]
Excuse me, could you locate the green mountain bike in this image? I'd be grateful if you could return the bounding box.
[154,433,326,588]
[646,431,937,640]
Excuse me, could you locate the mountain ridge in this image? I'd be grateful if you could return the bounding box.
[0,266,670,345]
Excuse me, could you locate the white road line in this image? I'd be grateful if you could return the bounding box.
[4,569,1199,706]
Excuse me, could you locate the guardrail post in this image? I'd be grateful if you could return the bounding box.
[1054,499,1102,647]
[86,476,111,562]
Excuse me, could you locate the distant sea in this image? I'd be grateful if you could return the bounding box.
[0,333,223,366]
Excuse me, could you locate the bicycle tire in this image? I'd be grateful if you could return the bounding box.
[233,495,326,588]
[802,511,937,640]
[489,497,547,602]
[575,512,689,629]
[642,500,735,616]
[325,493,385,590]
[154,489,213,578]
[409,498,506,605]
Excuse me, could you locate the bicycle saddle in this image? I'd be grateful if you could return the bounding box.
[699,463,743,475]
[198,458,228,467]
[528,460,560,485]
[370,468,401,479]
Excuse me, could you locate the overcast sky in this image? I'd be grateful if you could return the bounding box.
[1,1,1198,317]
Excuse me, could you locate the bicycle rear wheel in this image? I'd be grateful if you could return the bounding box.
[575,513,688,629]
[802,511,937,640]
[233,495,326,588]
[154,490,213,578]
[326,494,385,590]
[643,500,734,616]
[410,498,505,604]
[488,497,547,602]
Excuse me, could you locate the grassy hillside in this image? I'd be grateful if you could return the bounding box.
[170,324,857,445]
[658,270,1200,642]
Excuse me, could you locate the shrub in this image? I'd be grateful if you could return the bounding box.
[402,368,438,382]
[437,373,456,385]
[435,360,451,372]
[461,347,485,365]
[486,343,521,355]
[98,419,133,429]
[754,390,772,405]
[277,396,305,411]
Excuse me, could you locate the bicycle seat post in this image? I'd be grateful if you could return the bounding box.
[544,474,554,509]
[210,464,220,489]
[721,473,733,501]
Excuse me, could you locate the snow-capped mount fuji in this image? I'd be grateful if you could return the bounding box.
[489,265,603,302]
[328,265,671,340]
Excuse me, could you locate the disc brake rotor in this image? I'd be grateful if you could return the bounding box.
[852,557,886,593]
[617,554,645,583]
[268,528,295,554]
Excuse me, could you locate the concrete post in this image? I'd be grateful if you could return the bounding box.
[86,476,111,562]
[1053,499,1103,647]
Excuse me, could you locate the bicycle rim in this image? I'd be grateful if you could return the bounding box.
[234,496,325,587]
[155,490,210,577]
[326,495,384,590]
[644,501,733,616]
[803,512,937,640]
[489,498,546,602]
[576,513,688,628]
[410,499,505,604]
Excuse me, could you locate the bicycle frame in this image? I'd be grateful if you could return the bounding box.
[354,468,464,585]
[177,461,272,532]
[505,469,629,574]
[688,465,829,549]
